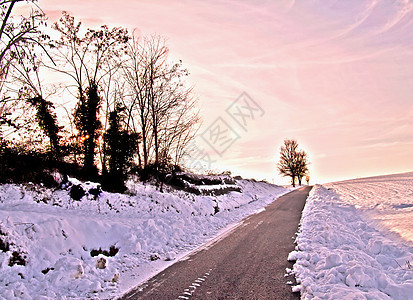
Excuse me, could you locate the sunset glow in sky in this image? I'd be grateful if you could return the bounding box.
[39,0,413,184]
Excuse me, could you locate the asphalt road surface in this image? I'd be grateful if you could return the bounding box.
[121,186,312,300]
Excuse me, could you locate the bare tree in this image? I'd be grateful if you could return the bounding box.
[158,85,200,166]
[0,0,50,138]
[50,12,129,175]
[122,35,152,168]
[51,12,128,96]
[0,0,47,74]
[278,139,309,187]
[9,46,62,157]
[123,34,199,171]
[296,150,309,185]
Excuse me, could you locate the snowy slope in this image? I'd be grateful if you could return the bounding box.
[0,176,290,299]
[327,172,413,244]
[290,172,413,299]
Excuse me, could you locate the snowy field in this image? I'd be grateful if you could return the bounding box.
[0,175,290,299]
[290,172,413,299]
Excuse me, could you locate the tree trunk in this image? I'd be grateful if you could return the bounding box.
[84,135,95,176]
[141,124,148,168]
[136,139,142,168]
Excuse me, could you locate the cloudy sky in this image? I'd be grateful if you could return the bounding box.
[39,0,413,184]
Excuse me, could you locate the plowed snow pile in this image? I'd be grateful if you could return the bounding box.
[290,172,413,299]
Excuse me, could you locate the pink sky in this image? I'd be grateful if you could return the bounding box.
[39,0,413,184]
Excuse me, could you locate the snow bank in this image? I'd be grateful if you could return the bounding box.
[0,177,290,299]
[291,179,413,300]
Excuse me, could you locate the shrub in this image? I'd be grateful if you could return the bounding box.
[90,245,119,257]
[9,251,27,266]
[70,185,85,201]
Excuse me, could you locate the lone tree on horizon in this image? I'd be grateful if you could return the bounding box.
[277,139,309,187]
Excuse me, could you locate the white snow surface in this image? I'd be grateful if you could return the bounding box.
[0,176,290,299]
[291,172,413,300]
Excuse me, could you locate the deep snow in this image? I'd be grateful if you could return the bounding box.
[0,175,290,299]
[290,172,413,299]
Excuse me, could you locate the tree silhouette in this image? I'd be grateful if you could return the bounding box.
[27,96,62,158]
[123,35,199,170]
[277,139,309,187]
[296,150,309,185]
[52,12,129,176]
[103,104,139,192]
[74,81,102,178]
[0,0,52,143]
